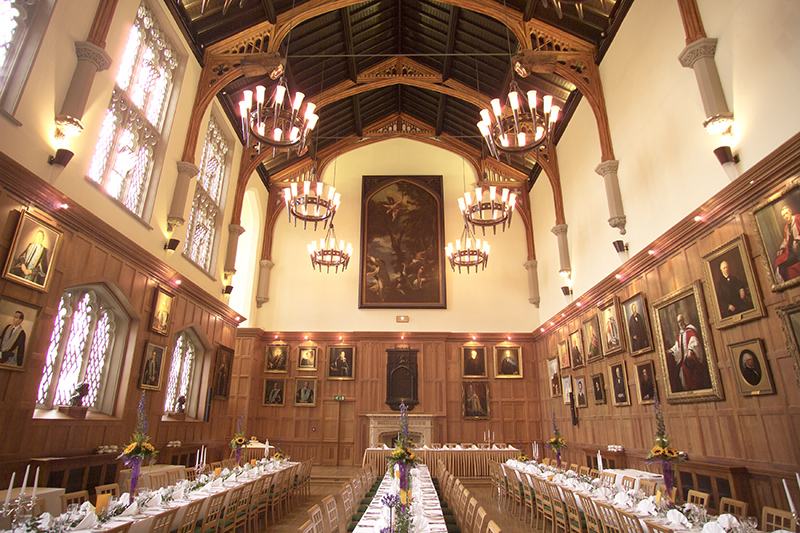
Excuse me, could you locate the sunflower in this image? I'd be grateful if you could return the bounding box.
[235,437,246,446]
[407,452,415,461]
[664,448,678,458]
[123,443,137,455]
[143,442,155,452]
[650,446,665,456]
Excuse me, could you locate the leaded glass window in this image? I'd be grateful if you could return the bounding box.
[164,331,196,413]
[87,2,178,217]
[183,115,230,271]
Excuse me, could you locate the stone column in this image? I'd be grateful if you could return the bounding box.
[551,224,571,277]
[223,224,246,279]
[55,42,112,138]
[167,161,199,232]
[678,38,733,134]
[256,259,274,308]
[524,259,540,308]
[594,160,626,235]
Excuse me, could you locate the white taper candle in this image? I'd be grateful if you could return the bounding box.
[784,479,797,515]
[19,465,29,497]
[4,472,15,506]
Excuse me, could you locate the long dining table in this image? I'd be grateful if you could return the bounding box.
[363,446,519,479]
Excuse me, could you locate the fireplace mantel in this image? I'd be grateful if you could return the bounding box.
[365,413,436,446]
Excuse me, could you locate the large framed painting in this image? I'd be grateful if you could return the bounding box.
[494,344,522,378]
[263,379,285,406]
[150,286,174,336]
[652,281,724,403]
[327,345,355,380]
[561,375,573,405]
[462,344,487,378]
[359,176,446,309]
[634,360,658,404]
[568,329,584,369]
[298,346,317,371]
[752,181,800,291]
[294,377,317,406]
[777,302,800,389]
[547,357,561,397]
[557,339,570,370]
[598,297,625,356]
[702,235,765,328]
[726,338,775,396]
[608,361,630,406]
[574,376,588,408]
[3,210,62,292]
[462,381,489,420]
[265,343,288,373]
[582,314,603,362]
[591,372,606,405]
[212,345,234,400]
[140,342,166,391]
[621,292,653,356]
[0,299,40,371]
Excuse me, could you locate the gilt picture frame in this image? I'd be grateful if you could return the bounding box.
[582,314,603,362]
[139,342,166,391]
[3,210,62,293]
[265,344,289,373]
[212,345,234,400]
[547,357,561,397]
[726,338,775,396]
[568,329,585,369]
[751,181,800,291]
[0,299,39,371]
[263,379,286,406]
[461,344,487,378]
[327,345,355,380]
[150,286,174,336]
[462,381,490,420]
[298,346,317,371]
[494,344,522,378]
[621,292,653,356]
[608,361,630,407]
[702,235,765,328]
[557,339,570,370]
[591,372,606,405]
[598,296,625,356]
[634,360,658,404]
[294,377,318,406]
[776,301,800,390]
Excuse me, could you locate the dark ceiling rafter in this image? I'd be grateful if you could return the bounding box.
[260,0,276,23]
[353,94,363,137]
[440,5,459,82]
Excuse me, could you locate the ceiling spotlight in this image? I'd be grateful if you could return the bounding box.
[648,250,657,256]
[540,328,546,333]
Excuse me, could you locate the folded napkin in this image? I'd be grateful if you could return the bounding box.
[577,482,594,493]
[492,444,499,449]
[372,517,390,533]
[423,445,430,450]
[553,474,565,484]
[118,493,131,507]
[147,493,163,508]
[636,498,657,516]
[614,492,633,508]
[38,513,51,530]
[667,510,690,528]
[173,487,185,501]
[211,478,223,487]
[596,487,614,499]
[413,514,431,533]
[382,444,389,449]
[221,468,231,477]
[74,512,98,530]
[80,501,94,513]
[703,522,727,533]
[471,445,479,449]
[120,502,138,517]
[566,469,577,476]
[455,445,463,450]
[716,515,739,531]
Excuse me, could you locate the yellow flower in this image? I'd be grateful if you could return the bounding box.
[143,442,155,452]
[558,439,565,445]
[651,446,664,456]
[407,452,415,461]
[124,443,136,455]
[664,448,678,458]
[235,437,246,445]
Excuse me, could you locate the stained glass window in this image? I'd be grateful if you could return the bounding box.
[164,331,196,413]
[87,2,178,218]
[183,115,231,271]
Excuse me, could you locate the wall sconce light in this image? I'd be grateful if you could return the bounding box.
[222,285,234,296]
[48,148,74,168]
[164,238,180,252]
[713,146,739,182]
[612,240,628,261]
[561,285,573,302]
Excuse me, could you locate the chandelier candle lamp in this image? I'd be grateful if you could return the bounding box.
[308,224,352,273]
[445,224,489,273]
[283,176,341,229]
[458,184,516,234]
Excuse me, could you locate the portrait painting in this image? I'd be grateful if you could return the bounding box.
[591,372,606,405]
[726,338,775,396]
[598,297,625,356]
[150,286,174,336]
[262,379,286,406]
[0,299,39,371]
[294,377,317,407]
[574,376,588,408]
[461,344,487,378]
[702,236,765,328]
[265,344,288,373]
[139,342,166,391]
[558,339,570,370]
[582,314,603,362]
[3,210,62,292]
[634,360,658,404]
[359,176,446,309]
[562,375,573,405]
[212,345,234,400]
[494,345,522,378]
[652,281,724,403]
[608,361,630,406]
[462,381,490,420]
[547,357,561,397]
[752,181,800,291]
[328,345,355,380]
[568,329,584,369]
[622,292,653,356]
[776,301,800,389]
[298,346,317,371]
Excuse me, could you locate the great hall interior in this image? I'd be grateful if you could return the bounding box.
[1,0,800,531]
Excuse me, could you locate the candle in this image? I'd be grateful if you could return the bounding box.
[19,465,29,497]
[31,467,39,499]
[796,472,800,493]
[784,479,797,515]
[598,451,604,472]
[4,472,14,506]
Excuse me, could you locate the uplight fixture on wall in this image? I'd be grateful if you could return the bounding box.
[612,240,628,262]
[48,148,74,168]
[222,285,234,296]
[713,146,739,182]
[164,238,180,252]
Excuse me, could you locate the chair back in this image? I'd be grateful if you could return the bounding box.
[166,467,183,486]
[176,497,206,533]
[95,483,120,497]
[474,507,489,533]
[341,484,355,518]
[103,522,133,533]
[656,484,677,502]
[569,463,579,472]
[687,490,710,510]
[542,457,551,466]
[308,503,325,533]
[61,490,89,513]
[620,476,636,491]
[323,494,340,533]
[465,497,478,533]
[560,486,584,533]
[351,475,363,499]
[644,520,674,533]
[601,471,617,487]
[578,466,590,476]
[638,480,656,496]
[486,520,502,533]
[299,519,315,533]
[546,481,568,532]
[594,500,622,533]
[147,507,179,533]
[577,493,604,533]
[589,468,600,479]
[220,485,246,531]
[616,507,645,533]
[719,497,748,518]
[198,492,227,533]
[148,472,168,490]
[185,467,198,482]
[761,506,797,533]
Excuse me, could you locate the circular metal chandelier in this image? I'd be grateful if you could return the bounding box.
[457,184,517,235]
[282,175,341,230]
[307,225,352,273]
[445,225,490,273]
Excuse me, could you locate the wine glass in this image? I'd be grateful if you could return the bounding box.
[744,516,758,533]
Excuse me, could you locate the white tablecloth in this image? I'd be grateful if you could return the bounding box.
[118,465,186,492]
[0,487,65,529]
[604,468,663,491]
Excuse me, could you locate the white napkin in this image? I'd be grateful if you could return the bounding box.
[211,478,223,487]
[38,513,51,530]
[74,512,98,530]
[597,487,614,499]
[120,502,138,516]
[492,444,499,449]
[566,469,577,476]
[423,445,430,450]
[221,468,231,477]
[118,493,131,507]
[413,514,431,533]
[471,445,479,449]
[704,522,727,533]
[553,474,565,484]
[667,510,690,528]
[577,482,593,493]
[173,487,185,501]
[382,444,389,449]
[614,492,633,508]
[147,493,162,508]
[637,498,657,516]
[455,445,463,450]
[80,501,94,513]
[716,515,739,531]
[372,517,389,533]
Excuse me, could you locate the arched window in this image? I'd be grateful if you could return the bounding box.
[163,329,204,419]
[36,287,130,415]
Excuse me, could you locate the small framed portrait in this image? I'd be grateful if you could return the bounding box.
[777,301,800,389]
[634,360,658,404]
[263,379,286,406]
[0,299,39,371]
[568,329,584,369]
[726,338,775,396]
[574,376,588,408]
[591,372,606,405]
[547,357,561,397]
[622,292,653,356]
[461,344,487,378]
[561,375,573,405]
[462,381,490,420]
[294,377,317,406]
[608,361,630,406]
[652,281,724,403]
[598,296,625,356]
[702,236,765,328]
[139,342,166,391]
[3,210,62,292]
[265,344,288,373]
[328,345,355,380]
[212,345,234,400]
[582,314,603,362]
[557,339,570,370]
[150,286,174,336]
[494,344,522,378]
[752,181,800,291]
[298,346,317,371]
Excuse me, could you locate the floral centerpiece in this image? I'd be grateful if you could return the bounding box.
[516,452,529,462]
[273,440,286,461]
[388,402,418,513]
[545,411,567,469]
[229,412,247,465]
[644,397,687,502]
[118,392,157,494]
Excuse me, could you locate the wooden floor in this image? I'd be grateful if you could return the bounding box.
[266,466,536,533]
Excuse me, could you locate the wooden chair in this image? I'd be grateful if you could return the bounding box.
[221,459,236,470]
[474,507,490,533]
[269,468,289,522]
[308,503,325,533]
[464,497,478,533]
[147,507,179,533]
[687,490,710,510]
[546,481,568,533]
[577,493,603,533]
[95,483,120,498]
[103,522,133,533]
[569,464,580,473]
[323,494,341,533]
[486,520,502,533]
[594,500,622,533]
[185,467,198,482]
[616,508,646,533]
[219,485,246,533]
[533,476,555,533]
[299,519,315,533]
[578,466,590,476]
[719,497,749,518]
[644,520,675,533]
[762,506,797,532]
[245,476,266,533]
[197,491,227,533]
[601,472,617,487]
[656,484,677,503]
[458,486,471,526]
[148,471,168,490]
[166,467,183,486]
[252,472,275,531]
[504,465,523,516]
[638,480,656,497]
[175,496,206,533]
[61,490,89,512]
[560,486,586,533]
[589,468,600,479]
[620,476,636,491]
[233,480,254,533]
[520,472,536,527]
[542,457,552,466]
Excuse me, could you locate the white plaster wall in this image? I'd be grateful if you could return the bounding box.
[251,138,537,333]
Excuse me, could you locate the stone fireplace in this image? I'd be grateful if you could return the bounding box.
[366,413,436,447]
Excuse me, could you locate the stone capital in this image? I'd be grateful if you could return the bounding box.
[678,37,717,68]
[523,259,538,271]
[176,161,200,178]
[594,159,620,178]
[228,224,246,237]
[167,216,184,233]
[75,41,112,71]
[608,216,627,235]
[551,224,568,237]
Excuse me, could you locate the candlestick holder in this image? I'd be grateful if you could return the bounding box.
[2,493,36,529]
